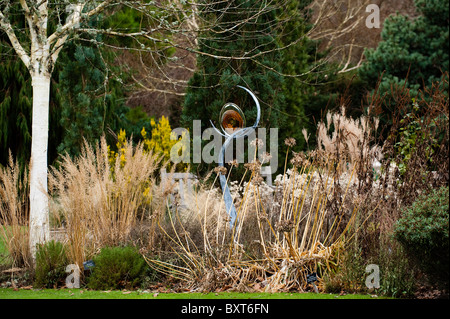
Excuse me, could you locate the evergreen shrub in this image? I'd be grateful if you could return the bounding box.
[394,186,449,289]
[86,246,149,290]
[34,240,69,288]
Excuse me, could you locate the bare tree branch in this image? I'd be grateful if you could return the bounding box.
[0,9,31,67]
[47,0,113,46]
[307,0,372,72]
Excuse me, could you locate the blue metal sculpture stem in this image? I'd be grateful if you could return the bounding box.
[213,86,261,230]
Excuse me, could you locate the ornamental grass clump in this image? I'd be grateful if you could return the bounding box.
[48,136,168,270]
[0,153,31,269]
[145,143,368,293]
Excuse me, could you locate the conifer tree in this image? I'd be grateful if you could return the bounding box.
[359,0,449,130]
[276,0,329,151]
[361,0,448,90]
[56,9,155,158]
[0,51,32,167]
[55,41,134,158]
[181,0,287,175]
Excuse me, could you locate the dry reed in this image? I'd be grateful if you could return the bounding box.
[145,149,370,292]
[48,136,166,269]
[0,153,31,269]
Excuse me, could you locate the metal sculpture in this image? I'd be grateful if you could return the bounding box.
[210,86,261,230]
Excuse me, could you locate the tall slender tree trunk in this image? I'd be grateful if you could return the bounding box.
[1,0,106,263]
[28,71,51,258]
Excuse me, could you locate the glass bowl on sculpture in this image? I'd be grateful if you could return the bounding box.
[220,103,246,135]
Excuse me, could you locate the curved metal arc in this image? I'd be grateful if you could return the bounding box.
[210,119,229,138]
[211,85,261,139]
[236,85,260,129]
[215,85,261,230]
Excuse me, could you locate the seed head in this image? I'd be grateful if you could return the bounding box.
[285,137,296,147]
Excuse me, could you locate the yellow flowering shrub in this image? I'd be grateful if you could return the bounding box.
[108,116,187,172]
[106,116,188,208]
[107,129,127,169]
[142,116,177,159]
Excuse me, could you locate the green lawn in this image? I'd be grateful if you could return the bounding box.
[0,288,387,299]
[0,227,12,266]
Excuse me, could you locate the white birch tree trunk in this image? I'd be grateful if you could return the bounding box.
[28,71,51,257]
[25,0,52,260]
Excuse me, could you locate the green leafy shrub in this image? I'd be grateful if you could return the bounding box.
[394,186,449,288]
[376,240,417,298]
[395,100,434,176]
[86,246,149,290]
[34,240,69,288]
[323,244,366,294]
